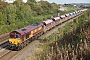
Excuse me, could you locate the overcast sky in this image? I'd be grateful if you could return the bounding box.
[23,0,90,4]
[47,0,90,4]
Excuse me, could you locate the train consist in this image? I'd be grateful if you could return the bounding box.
[8,9,86,50]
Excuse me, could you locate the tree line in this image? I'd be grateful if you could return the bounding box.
[0,0,59,34]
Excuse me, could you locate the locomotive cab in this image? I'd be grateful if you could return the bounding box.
[10,33,20,39]
[9,31,22,46]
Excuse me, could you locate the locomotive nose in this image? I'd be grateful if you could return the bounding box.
[9,38,22,46]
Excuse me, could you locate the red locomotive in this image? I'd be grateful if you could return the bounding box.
[9,22,44,50]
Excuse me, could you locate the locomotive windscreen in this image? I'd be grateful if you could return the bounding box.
[9,32,21,39]
[10,34,14,38]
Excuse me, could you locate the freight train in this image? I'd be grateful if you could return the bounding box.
[8,9,86,50]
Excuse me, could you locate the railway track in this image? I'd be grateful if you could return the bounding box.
[0,33,9,45]
[0,50,11,58]
[0,41,18,60]
[0,37,8,43]
[0,33,8,39]
[0,35,20,60]
[0,50,18,60]
[0,13,83,60]
[0,41,9,49]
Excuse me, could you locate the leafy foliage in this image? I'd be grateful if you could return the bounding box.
[0,1,79,35]
[0,1,60,35]
[31,9,90,60]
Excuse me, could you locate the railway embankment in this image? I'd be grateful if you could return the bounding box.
[27,9,90,60]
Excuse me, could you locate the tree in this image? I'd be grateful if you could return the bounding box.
[13,0,24,5]
[15,0,22,2]
[0,11,6,25]
[27,0,36,3]
[6,4,17,25]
